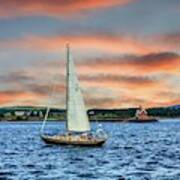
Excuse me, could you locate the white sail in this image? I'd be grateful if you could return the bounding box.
[66,44,90,132]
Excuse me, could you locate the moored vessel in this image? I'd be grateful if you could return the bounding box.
[128,106,158,123]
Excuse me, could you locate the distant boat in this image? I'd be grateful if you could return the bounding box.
[40,44,108,146]
[128,106,158,123]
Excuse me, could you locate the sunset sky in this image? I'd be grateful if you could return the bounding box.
[0,0,179,108]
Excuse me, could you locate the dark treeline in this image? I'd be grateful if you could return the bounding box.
[0,105,179,121]
[88,106,180,120]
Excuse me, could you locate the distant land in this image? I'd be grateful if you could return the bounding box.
[0,104,179,121]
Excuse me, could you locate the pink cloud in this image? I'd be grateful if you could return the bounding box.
[0,0,134,18]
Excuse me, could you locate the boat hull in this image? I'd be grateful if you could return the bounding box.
[41,135,106,146]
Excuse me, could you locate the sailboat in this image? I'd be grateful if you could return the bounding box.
[40,44,108,146]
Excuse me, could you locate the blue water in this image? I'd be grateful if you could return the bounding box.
[0,120,180,180]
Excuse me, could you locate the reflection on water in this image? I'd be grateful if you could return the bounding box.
[0,120,180,179]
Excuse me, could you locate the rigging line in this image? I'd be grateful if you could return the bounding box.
[40,75,59,134]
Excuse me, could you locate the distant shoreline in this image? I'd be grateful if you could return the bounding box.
[0,117,180,124]
[0,105,179,122]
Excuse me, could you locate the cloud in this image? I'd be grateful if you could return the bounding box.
[150,33,180,53]
[79,74,171,108]
[0,71,35,83]
[0,83,65,106]
[0,68,163,107]
[85,97,118,107]
[85,92,178,108]
[0,70,65,106]
[0,50,179,107]
[1,32,180,57]
[0,90,44,105]
[125,52,180,74]
[0,71,177,108]
[0,33,171,56]
[23,83,65,96]
[80,74,162,90]
[78,52,180,75]
[0,34,153,55]
[152,91,180,106]
[0,0,134,18]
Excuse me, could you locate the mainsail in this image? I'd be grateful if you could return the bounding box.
[66,44,90,132]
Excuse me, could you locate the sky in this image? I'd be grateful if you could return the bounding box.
[0,0,179,108]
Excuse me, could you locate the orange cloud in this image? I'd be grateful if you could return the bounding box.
[85,91,179,108]
[0,34,175,56]
[152,91,180,106]
[0,37,179,108]
[1,33,179,57]
[13,51,177,108]
[0,0,134,18]
[153,33,180,53]
[0,70,178,108]
[80,74,163,90]
[80,74,170,108]
[85,97,119,108]
[77,52,180,76]
[0,90,44,105]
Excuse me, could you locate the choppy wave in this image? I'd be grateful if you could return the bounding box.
[0,120,180,179]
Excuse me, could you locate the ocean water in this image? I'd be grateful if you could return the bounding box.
[0,120,180,180]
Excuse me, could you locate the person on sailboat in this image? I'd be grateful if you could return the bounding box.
[96,124,107,139]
